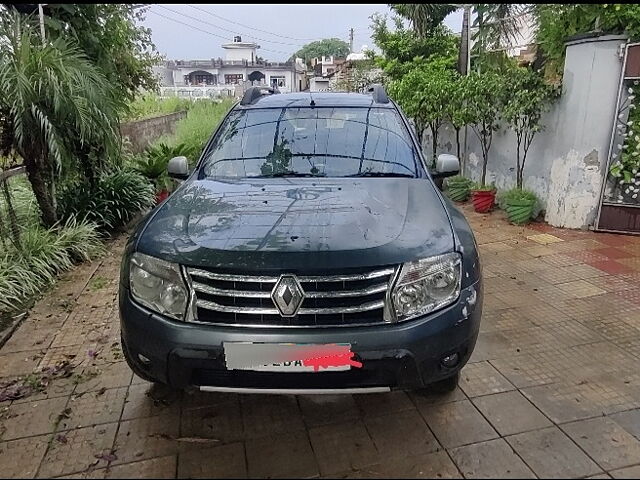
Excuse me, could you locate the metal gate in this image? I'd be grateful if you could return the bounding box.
[595,42,640,234]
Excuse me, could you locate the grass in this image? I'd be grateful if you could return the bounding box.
[0,177,105,316]
[160,99,235,164]
[89,276,108,291]
[123,94,194,122]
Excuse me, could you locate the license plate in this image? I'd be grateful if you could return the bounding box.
[223,342,361,372]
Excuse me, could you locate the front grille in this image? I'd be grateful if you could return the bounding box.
[185,266,397,327]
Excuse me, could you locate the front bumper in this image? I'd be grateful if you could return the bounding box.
[119,281,482,391]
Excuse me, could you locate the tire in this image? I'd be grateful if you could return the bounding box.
[429,371,460,393]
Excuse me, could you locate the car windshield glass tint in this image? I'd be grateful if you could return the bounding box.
[201,107,418,178]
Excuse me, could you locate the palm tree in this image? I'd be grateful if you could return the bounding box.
[390,4,530,73]
[389,4,457,37]
[0,12,119,227]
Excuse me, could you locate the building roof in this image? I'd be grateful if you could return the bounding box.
[237,91,394,109]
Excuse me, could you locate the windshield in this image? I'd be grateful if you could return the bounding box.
[201,107,419,178]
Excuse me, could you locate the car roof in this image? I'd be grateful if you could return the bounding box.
[236,91,396,109]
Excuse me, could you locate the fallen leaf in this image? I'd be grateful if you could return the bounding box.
[94,451,118,462]
[55,434,68,444]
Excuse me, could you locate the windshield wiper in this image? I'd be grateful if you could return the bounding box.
[342,172,415,178]
[254,172,326,178]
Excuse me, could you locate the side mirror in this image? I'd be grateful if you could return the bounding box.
[433,154,460,178]
[167,156,189,180]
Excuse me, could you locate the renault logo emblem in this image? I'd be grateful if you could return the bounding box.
[271,275,305,317]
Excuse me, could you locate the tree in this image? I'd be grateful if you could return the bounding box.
[389,4,457,37]
[444,77,473,160]
[42,4,161,102]
[370,13,458,81]
[333,59,384,92]
[503,67,558,188]
[290,38,350,64]
[389,63,458,166]
[0,12,120,227]
[465,71,506,186]
[533,4,640,77]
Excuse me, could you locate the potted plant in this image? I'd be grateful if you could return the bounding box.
[499,187,539,224]
[135,142,189,204]
[445,175,474,202]
[470,182,497,213]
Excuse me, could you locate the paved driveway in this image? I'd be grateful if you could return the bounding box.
[1,204,640,479]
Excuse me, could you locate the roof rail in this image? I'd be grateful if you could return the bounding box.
[240,86,279,105]
[366,84,389,104]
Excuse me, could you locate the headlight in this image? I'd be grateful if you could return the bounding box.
[390,252,461,321]
[129,252,189,320]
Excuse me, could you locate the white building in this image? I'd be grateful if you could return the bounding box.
[156,36,308,95]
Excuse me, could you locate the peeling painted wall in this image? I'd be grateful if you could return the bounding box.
[432,35,627,229]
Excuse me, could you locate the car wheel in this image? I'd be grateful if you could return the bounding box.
[428,371,460,393]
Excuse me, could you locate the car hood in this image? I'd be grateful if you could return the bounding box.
[137,177,454,272]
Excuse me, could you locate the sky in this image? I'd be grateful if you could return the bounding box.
[141,4,464,62]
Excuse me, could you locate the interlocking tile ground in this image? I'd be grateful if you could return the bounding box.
[1,205,640,478]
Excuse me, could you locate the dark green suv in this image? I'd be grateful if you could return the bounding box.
[119,85,482,394]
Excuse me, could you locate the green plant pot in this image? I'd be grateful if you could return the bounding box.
[505,197,536,225]
[447,184,471,202]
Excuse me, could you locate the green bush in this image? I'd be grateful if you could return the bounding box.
[123,94,194,122]
[132,142,192,191]
[0,216,104,314]
[57,168,155,231]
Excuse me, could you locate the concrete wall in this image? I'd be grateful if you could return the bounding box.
[433,35,627,229]
[120,111,187,154]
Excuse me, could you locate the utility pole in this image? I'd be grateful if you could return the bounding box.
[349,27,354,53]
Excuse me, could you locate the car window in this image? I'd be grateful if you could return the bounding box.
[201,107,419,178]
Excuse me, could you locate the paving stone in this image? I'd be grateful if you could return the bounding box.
[308,420,379,476]
[459,361,515,397]
[1,396,69,440]
[0,350,43,378]
[609,465,640,479]
[38,423,118,478]
[180,399,243,443]
[111,415,180,466]
[298,394,360,427]
[353,390,414,417]
[506,426,603,478]
[58,388,127,431]
[73,362,133,395]
[472,390,552,436]
[450,438,536,478]
[246,429,319,478]
[0,434,50,478]
[364,409,440,459]
[563,417,640,471]
[408,386,467,408]
[327,451,461,478]
[418,399,498,448]
[178,443,246,478]
[122,383,182,421]
[105,455,176,479]
[240,394,305,439]
[521,383,614,424]
[610,408,640,440]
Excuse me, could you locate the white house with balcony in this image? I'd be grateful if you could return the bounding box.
[155,36,308,97]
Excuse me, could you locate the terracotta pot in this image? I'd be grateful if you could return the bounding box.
[155,189,169,205]
[471,189,496,213]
